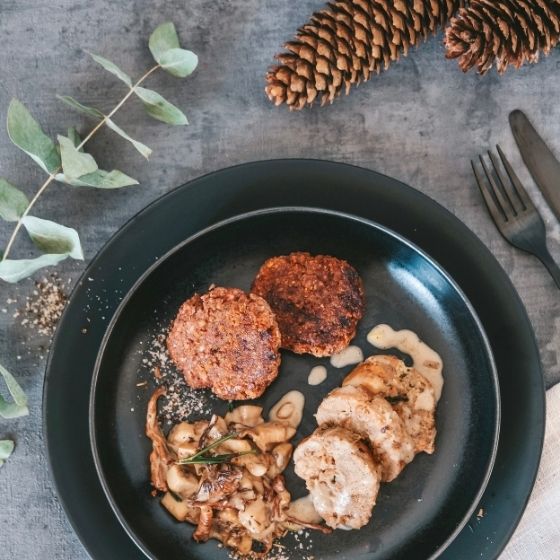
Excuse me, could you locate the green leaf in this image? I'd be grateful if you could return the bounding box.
[0,253,68,283]
[6,98,61,174]
[57,169,138,189]
[0,179,29,221]
[106,118,152,159]
[67,127,83,150]
[89,53,132,87]
[56,95,103,119]
[134,87,188,125]
[0,440,15,467]
[0,363,29,419]
[58,135,98,178]
[149,22,180,63]
[21,216,84,259]
[159,48,198,78]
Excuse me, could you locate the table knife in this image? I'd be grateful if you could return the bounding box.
[510,109,560,223]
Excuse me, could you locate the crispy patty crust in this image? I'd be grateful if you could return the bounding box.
[251,252,365,357]
[166,287,281,400]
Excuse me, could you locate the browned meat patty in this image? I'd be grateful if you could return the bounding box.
[166,287,281,400]
[251,252,365,357]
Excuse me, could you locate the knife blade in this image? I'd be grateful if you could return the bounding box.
[510,109,560,223]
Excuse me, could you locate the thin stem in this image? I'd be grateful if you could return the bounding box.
[2,174,56,259]
[2,63,160,261]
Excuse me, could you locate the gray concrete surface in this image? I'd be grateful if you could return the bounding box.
[1,1,559,558]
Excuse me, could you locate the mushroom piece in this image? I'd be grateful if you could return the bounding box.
[167,420,209,458]
[232,451,271,477]
[195,464,243,505]
[242,422,296,452]
[267,442,293,478]
[224,405,264,428]
[193,505,213,542]
[161,491,200,524]
[166,464,200,500]
[146,387,175,492]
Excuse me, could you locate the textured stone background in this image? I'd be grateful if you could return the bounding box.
[1,1,559,558]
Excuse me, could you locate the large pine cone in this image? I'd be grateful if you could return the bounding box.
[445,0,560,74]
[266,0,464,110]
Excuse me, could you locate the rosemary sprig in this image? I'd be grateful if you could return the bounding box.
[178,450,257,466]
[176,433,258,466]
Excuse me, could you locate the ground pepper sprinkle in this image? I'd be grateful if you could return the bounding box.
[16,273,69,337]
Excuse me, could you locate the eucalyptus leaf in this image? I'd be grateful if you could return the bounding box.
[67,128,83,150]
[159,48,198,78]
[149,22,180,62]
[0,440,15,467]
[57,169,138,189]
[134,87,188,125]
[0,253,68,283]
[56,95,103,119]
[0,363,29,419]
[106,119,152,159]
[0,179,29,221]
[21,215,84,259]
[89,53,132,87]
[58,135,98,178]
[6,98,61,174]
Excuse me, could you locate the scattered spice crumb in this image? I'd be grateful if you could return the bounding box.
[477,508,485,519]
[141,326,214,426]
[11,273,69,337]
[136,381,148,387]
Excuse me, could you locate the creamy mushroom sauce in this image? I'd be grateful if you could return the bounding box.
[268,390,305,429]
[329,345,364,368]
[287,494,323,524]
[308,365,327,386]
[367,324,444,400]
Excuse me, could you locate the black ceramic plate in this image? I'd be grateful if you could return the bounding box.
[90,208,499,560]
[44,160,545,560]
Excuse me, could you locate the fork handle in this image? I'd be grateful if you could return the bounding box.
[535,248,560,290]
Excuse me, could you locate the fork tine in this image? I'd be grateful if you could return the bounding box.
[487,150,522,215]
[471,159,507,224]
[479,155,513,220]
[496,144,535,211]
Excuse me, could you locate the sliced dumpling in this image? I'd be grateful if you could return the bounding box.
[293,426,381,530]
[316,385,415,481]
[343,355,437,454]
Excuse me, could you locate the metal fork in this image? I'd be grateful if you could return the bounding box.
[472,145,560,289]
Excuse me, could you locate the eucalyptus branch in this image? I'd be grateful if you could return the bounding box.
[2,174,56,260]
[2,64,160,262]
[0,21,198,284]
[75,64,161,151]
[0,21,198,467]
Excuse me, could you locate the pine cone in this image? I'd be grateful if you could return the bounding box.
[445,0,560,74]
[266,0,464,110]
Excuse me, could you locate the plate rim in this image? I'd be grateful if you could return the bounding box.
[42,158,545,560]
[89,205,501,560]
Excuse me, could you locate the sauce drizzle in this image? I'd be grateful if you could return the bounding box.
[367,324,444,400]
[308,365,327,386]
[268,390,305,429]
[329,345,364,368]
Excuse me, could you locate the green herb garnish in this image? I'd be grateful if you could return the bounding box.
[176,433,257,466]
